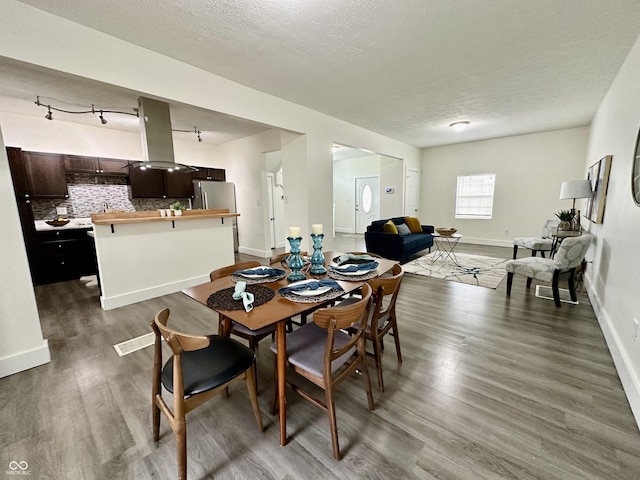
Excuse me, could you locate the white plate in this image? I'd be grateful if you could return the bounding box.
[240,268,270,279]
[336,268,375,276]
[292,286,332,296]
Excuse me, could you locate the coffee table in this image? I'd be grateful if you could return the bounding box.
[431,232,462,265]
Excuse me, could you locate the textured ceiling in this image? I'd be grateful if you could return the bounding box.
[7,0,640,147]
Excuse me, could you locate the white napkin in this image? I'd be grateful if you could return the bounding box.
[232,281,254,312]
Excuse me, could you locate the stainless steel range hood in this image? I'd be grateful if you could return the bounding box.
[130,96,198,172]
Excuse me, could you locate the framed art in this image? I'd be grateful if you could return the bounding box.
[585,155,612,224]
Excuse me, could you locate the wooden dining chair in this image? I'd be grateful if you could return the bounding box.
[270,283,374,460]
[151,308,264,480]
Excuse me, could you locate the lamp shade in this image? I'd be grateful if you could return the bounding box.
[559,180,592,200]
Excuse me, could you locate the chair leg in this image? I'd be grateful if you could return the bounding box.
[532,250,537,257]
[552,270,561,307]
[358,340,375,411]
[512,245,518,259]
[325,386,341,460]
[152,398,161,442]
[248,337,260,394]
[175,418,187,480]
[372,336,384,392]
[270,356,279,416]
[245,364,264,432]
[392,322,403,365]
[540,251,546,259]
[526,277,532,289]
[568,268,578,302]
[506,272,513,295]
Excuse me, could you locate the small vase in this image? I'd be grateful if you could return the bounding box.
[558,221,572,231]
[174,210,183,216]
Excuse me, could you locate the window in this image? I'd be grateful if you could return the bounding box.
[455,173,496,219]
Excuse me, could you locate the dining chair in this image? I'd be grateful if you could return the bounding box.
[151,308,264,480]
[341,263,404,392]
[512,219,560,259]
[269,283,374,460]
[505,234,592,307]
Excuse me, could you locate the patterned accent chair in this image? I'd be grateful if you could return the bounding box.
[512,219,560,259]
[505,234,592,307]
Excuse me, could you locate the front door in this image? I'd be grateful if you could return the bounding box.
[355,176,379,234]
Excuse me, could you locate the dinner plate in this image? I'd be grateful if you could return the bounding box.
[240,268,270,279]
[336,268,375,276]
[292,286,332,296]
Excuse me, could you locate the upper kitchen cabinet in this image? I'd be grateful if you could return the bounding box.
[64,154,129,176]
[191,167,225,182]
[129,167,194,198]
[23,151,69,199]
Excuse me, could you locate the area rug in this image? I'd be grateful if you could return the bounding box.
[535,285,579,305]
[403,253,508,289]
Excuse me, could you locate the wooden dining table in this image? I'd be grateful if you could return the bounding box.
[181,252,397,447]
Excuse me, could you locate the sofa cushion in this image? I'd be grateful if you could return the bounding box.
[404,217,422,233]
[396,223,411,235]
[383,220,398,234]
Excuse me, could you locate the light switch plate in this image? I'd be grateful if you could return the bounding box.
[56,206,68,215]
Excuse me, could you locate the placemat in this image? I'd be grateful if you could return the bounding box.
[231,269,286,285]
[327,269,379,282]
[280,287,345,304]
[207,285,275,310]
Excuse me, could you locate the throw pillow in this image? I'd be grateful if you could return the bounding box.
[383,220,398,234]
[404,216,422,233]
[396,222,411,235]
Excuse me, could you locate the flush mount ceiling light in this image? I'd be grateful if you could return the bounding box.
[449,121,470,132]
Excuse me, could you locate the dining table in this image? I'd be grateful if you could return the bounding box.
[181,252,397,447]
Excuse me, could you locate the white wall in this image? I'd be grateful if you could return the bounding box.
[0,128,50,377]
[583,33,640,429]
[421,127,590,245]
[380,155,404,218]
[333,155,380,232]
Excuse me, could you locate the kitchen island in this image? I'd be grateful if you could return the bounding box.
[91,209,238,310]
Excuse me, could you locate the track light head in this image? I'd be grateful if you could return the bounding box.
[45,107,53,121]
[99,110,107,125]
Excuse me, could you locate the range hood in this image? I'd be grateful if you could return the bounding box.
[130,96,198,172]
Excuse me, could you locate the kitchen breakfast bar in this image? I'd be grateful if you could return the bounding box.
[91,209,238,310]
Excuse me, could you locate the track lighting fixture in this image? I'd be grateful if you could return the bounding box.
[174,126,203,142]
[35,96,138,125]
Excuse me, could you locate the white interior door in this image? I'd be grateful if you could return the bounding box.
[355,176,379,234]
[266,174,276,249]
[404,167,420,217]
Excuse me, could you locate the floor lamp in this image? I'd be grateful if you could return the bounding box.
[559,180,592,231]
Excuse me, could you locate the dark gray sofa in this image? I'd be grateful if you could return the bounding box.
[364,217,434,263]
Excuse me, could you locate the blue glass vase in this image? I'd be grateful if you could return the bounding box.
[286,236,306,282]
[310,233,326,275]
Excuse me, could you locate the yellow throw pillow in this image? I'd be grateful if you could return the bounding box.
[383,220,398,234]
[404,216,422,233]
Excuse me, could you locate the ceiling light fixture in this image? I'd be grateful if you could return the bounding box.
[35,96,138,125]
[449,121,470,132]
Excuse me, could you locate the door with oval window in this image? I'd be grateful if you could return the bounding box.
[355,176,380,234]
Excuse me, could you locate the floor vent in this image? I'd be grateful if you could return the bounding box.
[113,332,156,356]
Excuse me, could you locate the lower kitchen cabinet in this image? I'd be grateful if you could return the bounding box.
[35,229,97,285]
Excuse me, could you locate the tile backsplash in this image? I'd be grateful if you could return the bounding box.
[31,174,189,220]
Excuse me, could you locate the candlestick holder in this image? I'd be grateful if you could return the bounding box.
[286,236,306,282]
[310,233,326,275]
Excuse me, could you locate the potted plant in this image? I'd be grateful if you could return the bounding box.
[171,201,185,216]
[555,209,574,230]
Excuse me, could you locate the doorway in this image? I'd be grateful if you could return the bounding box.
[404,167,420,217]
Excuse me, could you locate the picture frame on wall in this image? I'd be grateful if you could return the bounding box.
[585,155,612,224]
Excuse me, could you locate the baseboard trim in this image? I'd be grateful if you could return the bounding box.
[0,340,50,378]
[335,228,355,234]
[100,275,210,310]
[585,273,640,432]
[238,246,271,258]
[458,236,513,248]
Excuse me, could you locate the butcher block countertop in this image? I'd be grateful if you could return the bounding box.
[91,208,238,225]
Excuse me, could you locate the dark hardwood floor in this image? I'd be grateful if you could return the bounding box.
[2,235,639,479]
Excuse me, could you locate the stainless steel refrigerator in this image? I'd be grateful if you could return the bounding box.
[192,181,239,252]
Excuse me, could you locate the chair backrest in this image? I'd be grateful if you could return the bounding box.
[152,307,210,355]
[553,234,592,270]
[313,283,372,374]
[209,261,261,282]
[368,264,403,327]
[541,219,560,238]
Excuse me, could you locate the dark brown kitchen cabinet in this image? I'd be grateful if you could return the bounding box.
[23,151,69,198]
[64,154,129,175]
[129,167,194,198]
[36,228,96,285]
[191,167,225,182]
